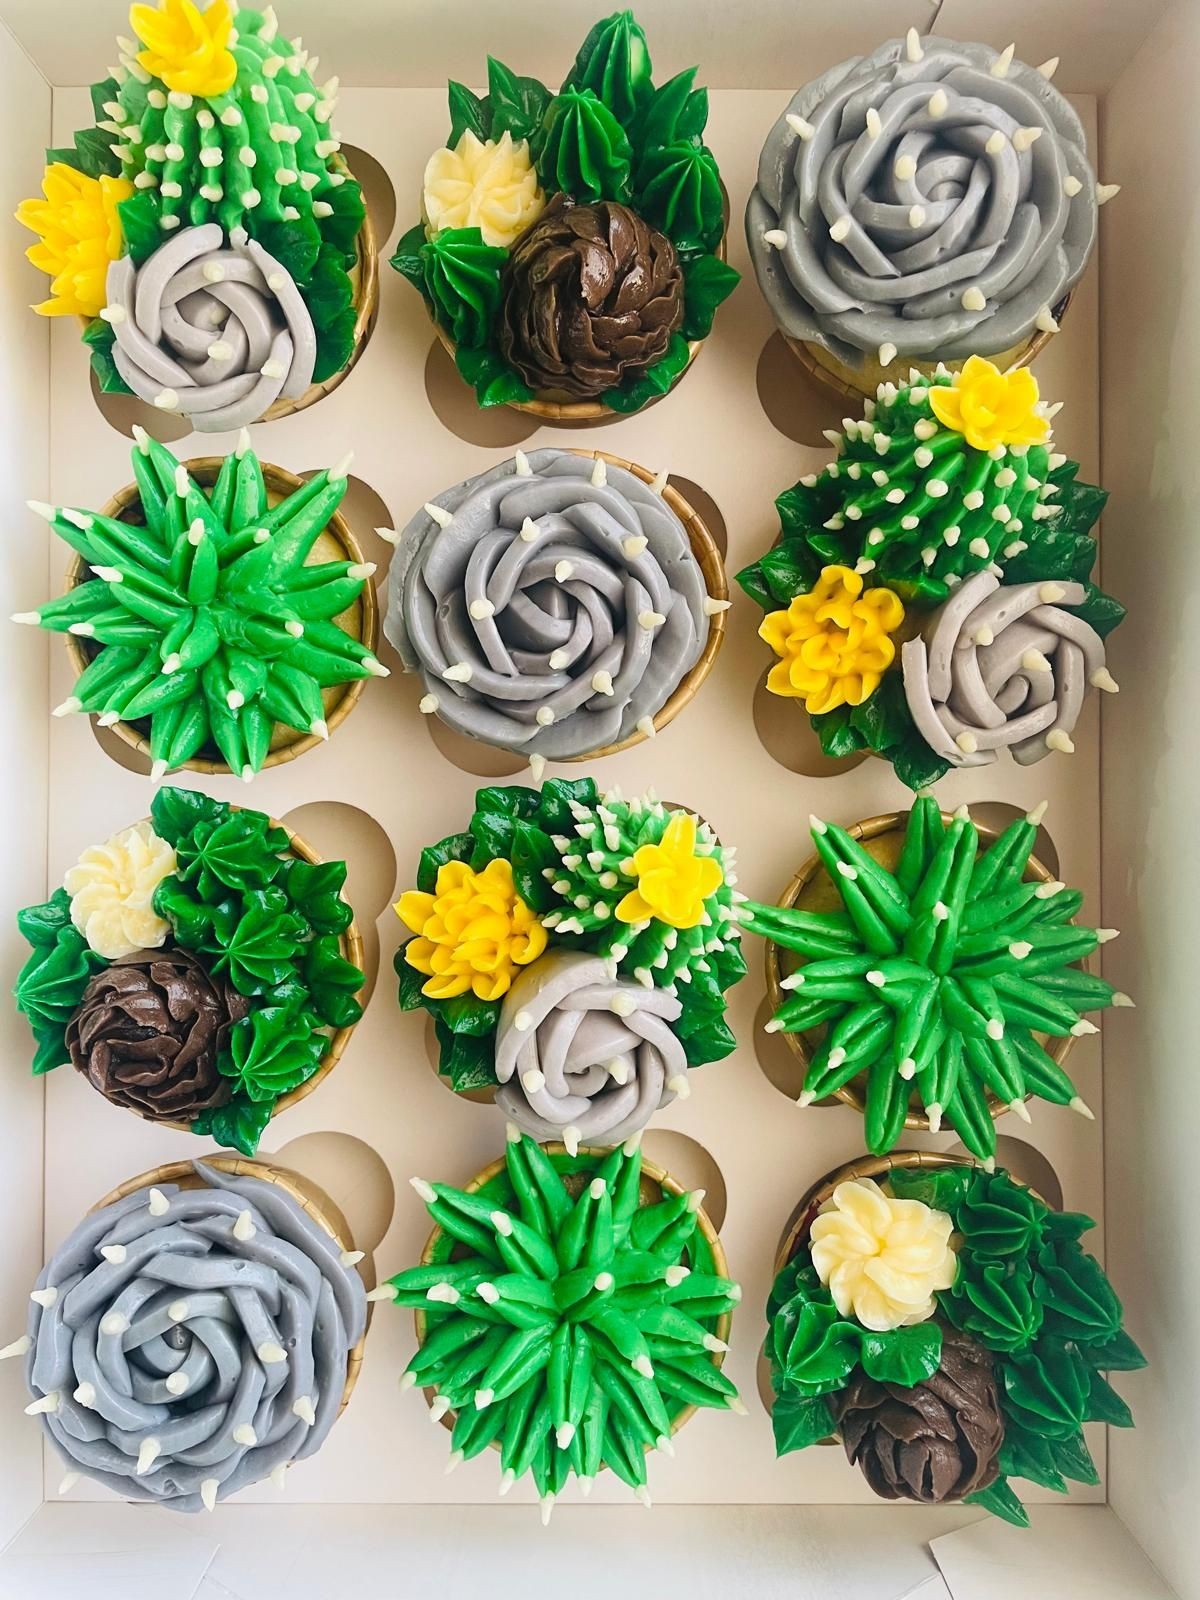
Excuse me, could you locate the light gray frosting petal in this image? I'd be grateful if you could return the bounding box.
[23,1161,365,1511]
[745,36,1100,366]
[384,449,710,760]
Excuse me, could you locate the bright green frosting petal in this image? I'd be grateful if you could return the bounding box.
[421,226,506,348]
[1037,1239,1125,1346]
[536,89,633,204]
[219,1006,325,1103]
[636,140,724,256]
[562,10,653,127]
[955,1170,1049,1258]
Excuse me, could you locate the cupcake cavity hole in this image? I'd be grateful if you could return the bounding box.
[89,365,191,447]
[969,802,1061,879]
[422,1012,496,1106]
[664,477,728,558]
[87,711,154,777]
[755,332,846,448]
[424,711,530,779]
[752,993,810,1103]
[267,1131,396,1261]
[752,669,870,778]
[638,1130,727,1231]
[423,339,540,449]
[340,144,397,250]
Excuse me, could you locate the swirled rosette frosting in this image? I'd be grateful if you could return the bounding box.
[105,222,316,430]
[493,950,687,1146]
[902,570,1117,765]
[17,1160,365,1511]
[746,34,1112,369]
[385,448,721,761]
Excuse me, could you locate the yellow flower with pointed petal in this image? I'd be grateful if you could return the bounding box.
[929,355,1050,453]
[809,1179,958,1332]
[16,164,132,318]
[760,565,904,715]
[396,857,547,1003]
[615,813,724,930]
[129,0,237,97]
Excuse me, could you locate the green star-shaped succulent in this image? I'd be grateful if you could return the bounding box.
[745,796,1130,1159]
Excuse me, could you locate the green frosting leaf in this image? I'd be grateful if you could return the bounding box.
[150,787,225,847]
[886,1163,973,1214]
[81,318,134,395]
[421,228,507,349]
[17,890,74,949]
[486,56,550,145]
[859,1322,943,1387]
[46,123,120,180]
[603,331,690,412]
[284,858,355,937]
[772,1390,837,1456]
[1083,1369,1134,1428]
[536,89,633,204]
[434,1016,498,1093]
[680,253,739,340]
[219,1007,325,1104]
[14,928,103,1041]
[964,1475,1031,1528]
[561,10,653,127]
[417,832,476,895]
[448,80,490,145]
[635,140,724,256]
[257,216,322,285]
[956,1170,1050,1258]
[390,221,430,297]
[1049,1430,1101,1485]
[395,946,427,1012]
[455,344,535,408]
[999,1422,1067,1493]
[1037,1238,1124,1346]
[175,812,287,902]
[1001,1339,1090,1439]
[770,1280,860,1397]
[207,888,308,993]
[1084,1328,1148,1372]
[302,934,365,1028]
[630,67,708,153]
[193,1093,273,1159]
[943,1259,1043,1353]
[116,190,164,265]
[813,704,867,760]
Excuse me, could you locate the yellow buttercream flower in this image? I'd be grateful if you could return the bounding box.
[423,130,545,248]
[16,164,133,318]
[129,0,237,97]
[396,858,547,1003]
[615,813,724,930]
[64,820,176,960]
[929,355,1051,453]
[809,1179,959,1333]
[760,565,904,715]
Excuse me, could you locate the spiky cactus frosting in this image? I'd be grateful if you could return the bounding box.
[737,359,1124,787]
[16,1,366,423]
[372,1132,741,1515]
[394,780,746,1147]
[768,1162,1145,1526]
[744,796,1130,1160]
[15,430,383,779]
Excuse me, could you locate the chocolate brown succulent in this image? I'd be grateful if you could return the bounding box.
[831,1328,1004,1504]
[66,948,247,1123]
[498,194,684,399]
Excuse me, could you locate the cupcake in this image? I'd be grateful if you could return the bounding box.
[736,361,1123,788]
[744,795,1130,1160]
[767,1153,1145,1524]
[746,32,1119,397]
[390,10,738,417]
[372,1131,741,1514]
[394,779,746,1150]
[15,429,385,780]
[6,1155,367,1510]
[13,786,364,1155]
[15,0,374,430]
[385,448,728,773]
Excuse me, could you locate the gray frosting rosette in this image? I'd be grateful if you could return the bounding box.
[746,33,1110,370]
[105,223,317,431]
[385,448,721,761]
[16,1160,365,1511]
[493,951,688,1147]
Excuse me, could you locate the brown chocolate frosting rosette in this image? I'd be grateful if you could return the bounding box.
[66,950,248,1123]
[498,196,684,400]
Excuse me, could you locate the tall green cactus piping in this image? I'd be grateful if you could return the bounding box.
[374,1130,741,1516]
[17,431,385,779]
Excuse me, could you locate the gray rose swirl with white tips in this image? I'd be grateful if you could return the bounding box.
[12,1161,365,1511]
[901,569,1118,766]
[493,950,689,1152]
[746,32,1119,370]
[384,448,726,763]
[104,223,317,432]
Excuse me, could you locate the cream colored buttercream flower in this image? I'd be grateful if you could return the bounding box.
[64,820,176,959]
[809,1179,958,1332]
[423,129,545,248]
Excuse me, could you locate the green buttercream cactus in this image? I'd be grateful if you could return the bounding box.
[391,9,737,410]
[15,1,368,414]
[737,360,1124,789]
[766,1161,1145,1525]
[373,1131,741,1515]
[744,796,1131,1160]
[16,430,384,780]
[13,787,363,1155]
[393,780,746,1145]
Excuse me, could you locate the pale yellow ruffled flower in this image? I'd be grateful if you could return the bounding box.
[65,820,176,959]
[760,564,905,714]
[129,0,237,97]
[396,858,547,1003]
[809,1179,958,1332]
[16,164,132,318]
[929,355,1050,453]
[423,130,545,248]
